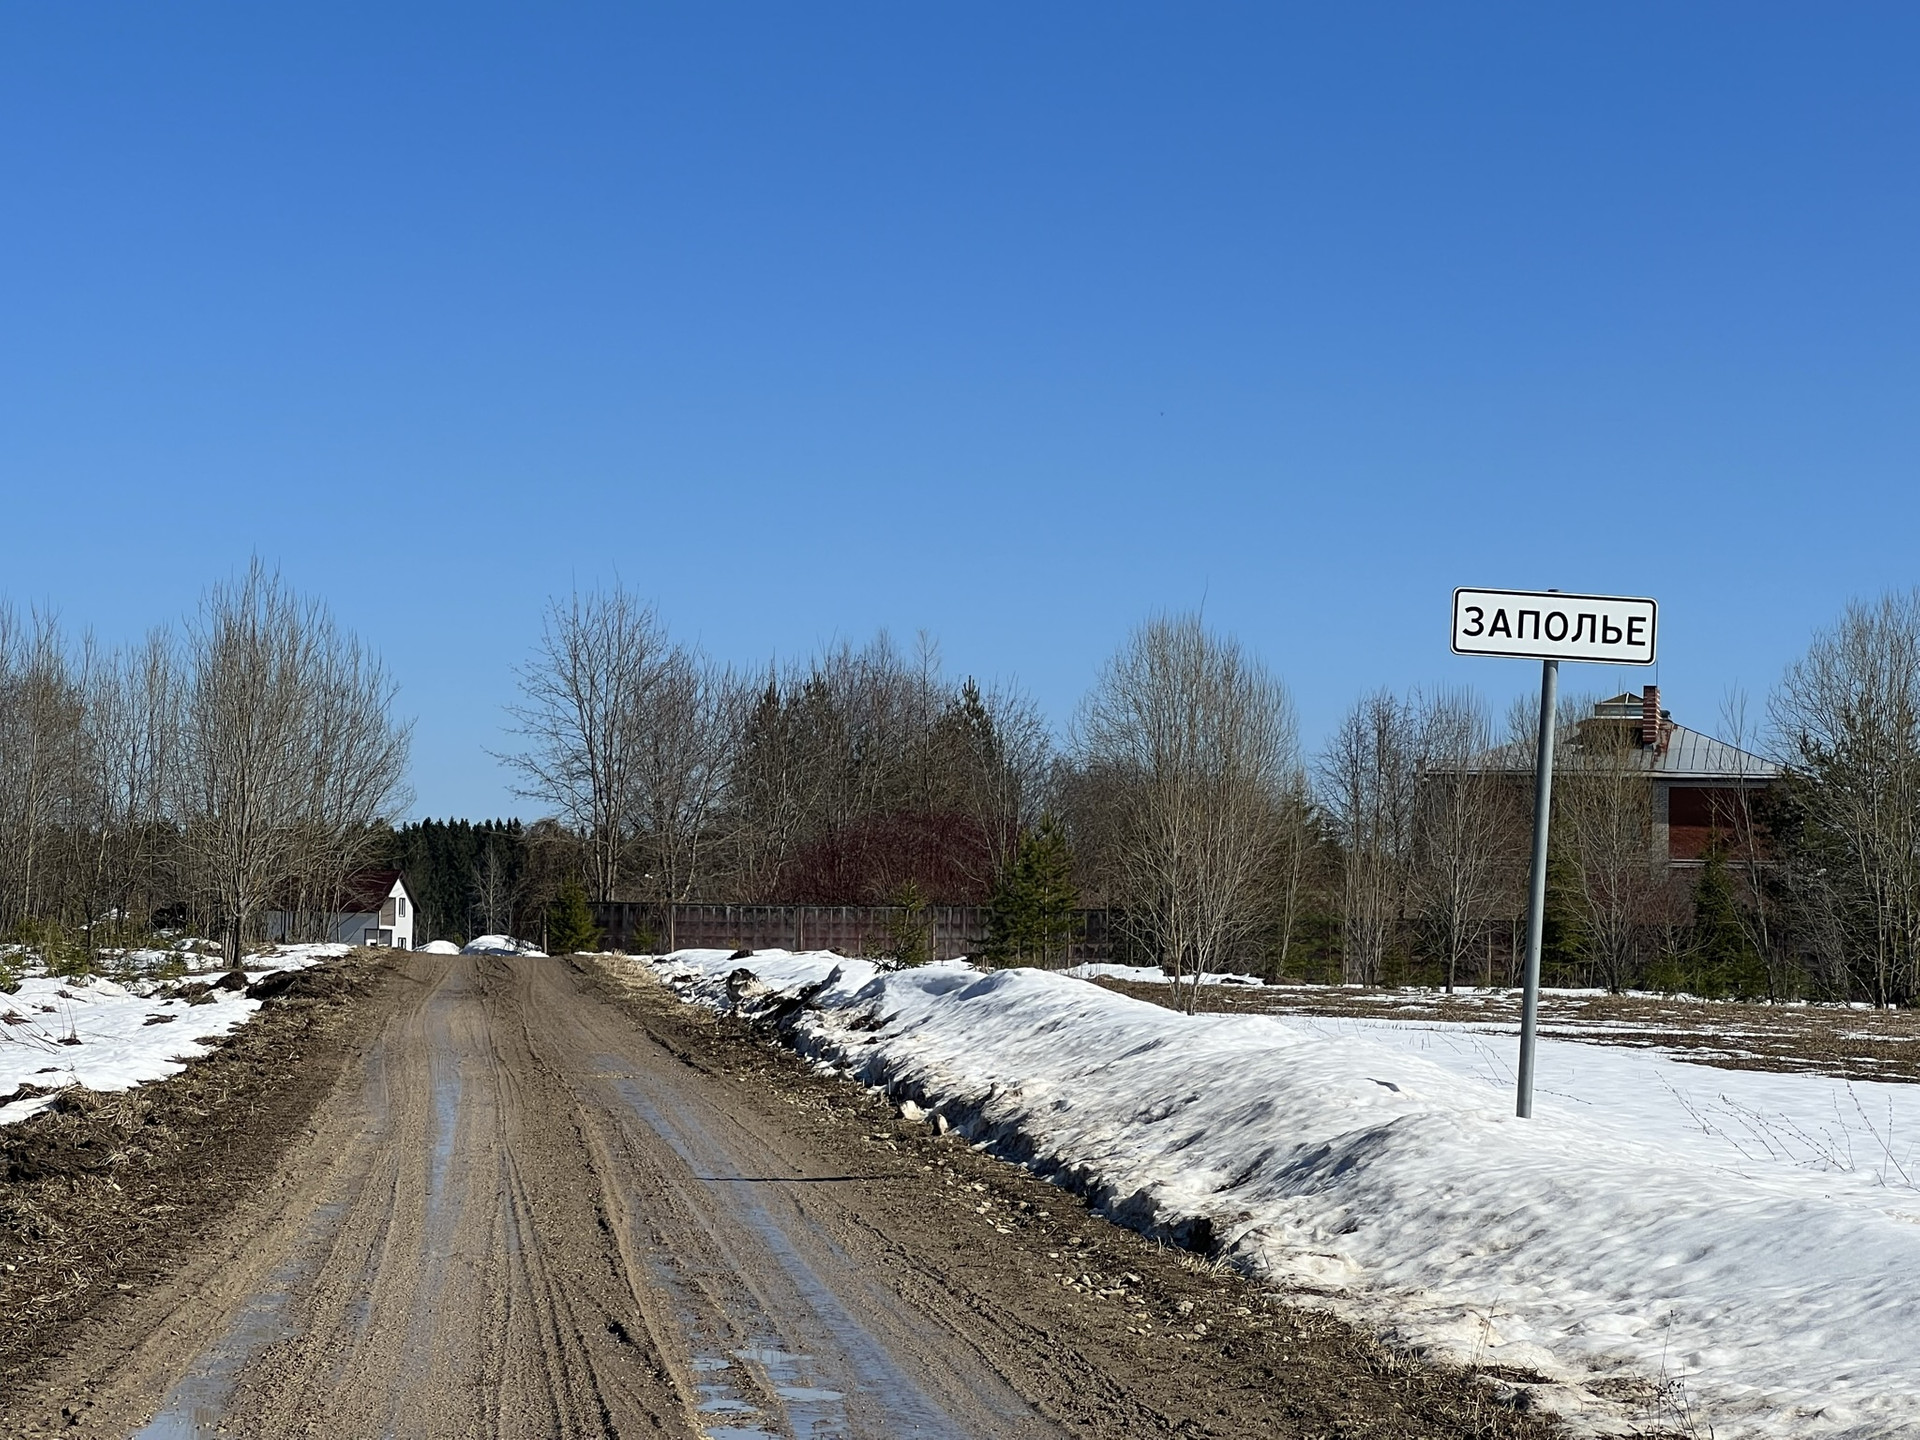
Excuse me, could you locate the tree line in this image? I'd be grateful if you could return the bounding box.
[10,570,1920,1006]
[0,564,411,970]
[490,584,1920,1007]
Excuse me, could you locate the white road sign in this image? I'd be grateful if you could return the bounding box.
[1451,587,1657,665]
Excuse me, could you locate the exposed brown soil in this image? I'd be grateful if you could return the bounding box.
[0,955,392,1415]
[0,954,1583,1439]
[1091,978,1920,1084]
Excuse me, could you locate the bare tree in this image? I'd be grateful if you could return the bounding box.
[1318,691,1416,985]
[1077,615,1297,1013]
[1548,693,1668,993]
[1266,765,1319,980]
[502,587,675,901]
[627,654,745,903]
[1718,688,1790,997]
[76,630,182,954]
[179,563,410,963]
[0,579,406,962]
[284,616,414,934]
[1771,591,1920,1006]
[724,666,820,900]
[472,844,520,935]
[0,608,87,929]
[1408,689,1508,993]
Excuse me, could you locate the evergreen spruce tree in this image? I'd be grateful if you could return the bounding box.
[985,816,1078,967]
[546,877,603,955]
[885,879,931,966]
[1689,843,1764,998]
[1539,844,1588,985]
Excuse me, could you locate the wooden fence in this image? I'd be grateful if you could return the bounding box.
[589,902,1121,965]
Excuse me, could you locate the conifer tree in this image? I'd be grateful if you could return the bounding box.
[546,877,603,955]
[885,879,931,966]
[985,816,1078,966]
[1688,843,1765,997]
[1540,844,1588,985]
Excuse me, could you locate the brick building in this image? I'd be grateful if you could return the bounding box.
[1479,686,1779,871]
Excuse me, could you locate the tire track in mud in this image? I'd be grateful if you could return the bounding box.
[44,956,1062,1439]
[507,957,1050,1440]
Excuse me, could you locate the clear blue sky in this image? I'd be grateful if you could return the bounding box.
[4,4,1916,816]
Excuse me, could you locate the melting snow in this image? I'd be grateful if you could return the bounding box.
[461,934,547,956]
[0,943,346,1127]
[639,948,1920,1440]
[1063,962,1266,987]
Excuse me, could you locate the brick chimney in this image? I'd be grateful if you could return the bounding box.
[1640,686,1668,754]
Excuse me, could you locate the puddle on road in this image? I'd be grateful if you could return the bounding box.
[690,1345,850,1440]
[394,990,470,1395]
[425,997,463,1218]
[128,1202,346,1440]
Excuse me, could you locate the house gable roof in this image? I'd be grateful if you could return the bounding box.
[339,868,412,914]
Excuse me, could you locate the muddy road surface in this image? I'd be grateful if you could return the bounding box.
[8,955,1560,1440]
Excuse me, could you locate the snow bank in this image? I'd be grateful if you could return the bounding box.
[461,934,547,956]
[1064,962,1266,987]
[641,948,1920,1440]
[416,939,461,955]
[0,943,348,1128]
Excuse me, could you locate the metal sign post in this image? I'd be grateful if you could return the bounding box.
[1515,657,1557,1118]
[1449,587,1658,1118]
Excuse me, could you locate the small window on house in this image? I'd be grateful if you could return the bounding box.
[398,896,407,917]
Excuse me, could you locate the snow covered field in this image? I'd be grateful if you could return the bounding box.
[1064,962,1266,987]
[0,942,347,1128]
[638,948,1920,1440]
[1264,1009,1920,1188]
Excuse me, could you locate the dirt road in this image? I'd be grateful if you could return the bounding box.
[6,955,1560,1440]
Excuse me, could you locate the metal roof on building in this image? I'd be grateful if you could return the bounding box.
[1640,725,1782,780]
[1470,698,1779,781]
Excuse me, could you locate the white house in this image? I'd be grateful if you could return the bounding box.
[267,869,417,949]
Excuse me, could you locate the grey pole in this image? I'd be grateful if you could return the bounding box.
[1515,657,1559,1118]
